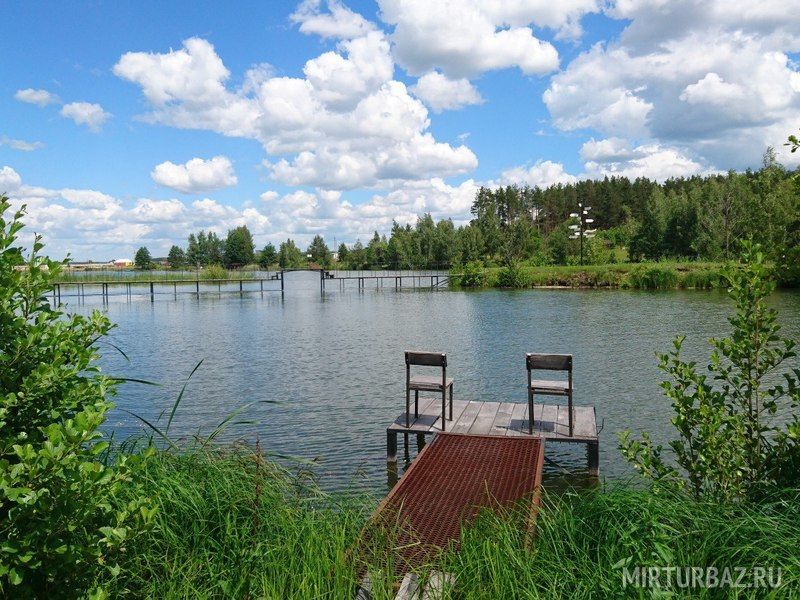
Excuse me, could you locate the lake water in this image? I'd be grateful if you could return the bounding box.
[75,271,800,493]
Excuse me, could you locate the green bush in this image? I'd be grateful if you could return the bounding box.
[200,264,229,280]
[623,265,679,290]
[456,260,487,288]
[620,243,800,500]
[497,262,529,288]
[0,198,153,597]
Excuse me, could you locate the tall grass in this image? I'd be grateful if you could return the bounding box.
[100,447,800,598]
[102,448,377,598]
[441,487,800,598]
[451,262,725,290]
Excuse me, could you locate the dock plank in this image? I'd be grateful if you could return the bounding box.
[388,396,439,432]
[539,404,557,435]
[506,402,527,436]
[450,401,482,434]
[489,402,515,436]
[427,399,470,432]
[573,406,597,439]
[468,402,500,435]
[388,400,598,445]
[556,404,571,437]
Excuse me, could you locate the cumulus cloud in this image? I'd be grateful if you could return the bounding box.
[543,1,800,168]
[114,34,476,190]
[260,191,279,202]
[1,166,278,260]
[291,0,376,39]
[5,164,486,262]
[14,88,59,107]
[580,140,712,181]
[410,71,483,112]
[0,166,23,192]
[499,160,577,187]
[377,0,599,78]
[0,136,43,152]
[60,102,112,132]
[151,155,238,194]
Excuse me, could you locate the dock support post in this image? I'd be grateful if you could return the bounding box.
[196,280,200,296]
[587,441,599,476]
[240,279,243,297]
[150,282,154,303]
[280,270,284,295]
[387,430,398,463]
[320,269,324,295]
[174,282,177,299]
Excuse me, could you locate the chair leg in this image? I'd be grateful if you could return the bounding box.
[406,387,410,428]
[414,389,419,418]
[528,390,534,435]
[568,392,574,437]
[449,385,453,420]
[441,389,446,432]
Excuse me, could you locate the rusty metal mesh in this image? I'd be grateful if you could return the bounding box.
[363,433,544,577]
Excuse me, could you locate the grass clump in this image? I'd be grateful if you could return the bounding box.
[440,487,800,599]
[102,448,375,598]
[623,265,679,290]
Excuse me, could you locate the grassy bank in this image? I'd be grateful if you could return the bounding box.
[450,261,727,290]
[100,448,800,598]
[55,266,257,283]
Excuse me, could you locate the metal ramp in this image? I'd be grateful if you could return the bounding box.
[359,433,544,597]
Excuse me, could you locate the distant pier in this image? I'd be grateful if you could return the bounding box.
[50,269,452,303]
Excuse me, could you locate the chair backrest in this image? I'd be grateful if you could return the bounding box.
[526,353,572,372]
[405,351,447,368]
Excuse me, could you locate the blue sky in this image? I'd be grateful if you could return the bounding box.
[1,1,798,260]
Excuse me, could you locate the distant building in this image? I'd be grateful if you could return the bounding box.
[112,258,134,268]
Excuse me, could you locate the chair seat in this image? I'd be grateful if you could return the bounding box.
[529,379,570,394]
[409,375,454,391]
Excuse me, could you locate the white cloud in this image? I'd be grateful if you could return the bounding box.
[499,160,577,187]
[114,35,476,190]
[0,166,23,192]
[377,0,599,78]
[0,136,44,151]
[579,137,637,163]
[291,0,376,40]
[14,88,59,107]
[2,167,280,260]
[151,155,238,194]
[581,140,712,181]
[60,102,112,132]
[260,191,279,202]
[544,1,800,168]
[410,71,483,112]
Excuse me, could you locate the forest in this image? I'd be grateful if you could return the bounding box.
[140,150,799,285]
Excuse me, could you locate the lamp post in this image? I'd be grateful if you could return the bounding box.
[569,203,596,266]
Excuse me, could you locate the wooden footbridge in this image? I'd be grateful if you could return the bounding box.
[51,268,451,303]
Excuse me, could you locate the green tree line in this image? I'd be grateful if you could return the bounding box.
[138,151,798,283]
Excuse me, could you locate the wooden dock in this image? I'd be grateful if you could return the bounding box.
[386,396,599,474]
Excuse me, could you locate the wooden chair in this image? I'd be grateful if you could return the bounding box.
[526,353,573,436]
[405,351,454,431]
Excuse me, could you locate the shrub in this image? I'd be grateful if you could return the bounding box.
[200,264,229,280]
[497,262,529,288]
[624,265,679,290]
[620,243,800,500]
[456,260,487,288]
[0,198,153,596]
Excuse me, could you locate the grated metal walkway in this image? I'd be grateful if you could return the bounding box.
[371,433,544,577]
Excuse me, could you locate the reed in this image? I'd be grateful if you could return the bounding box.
[100,448,800,598]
